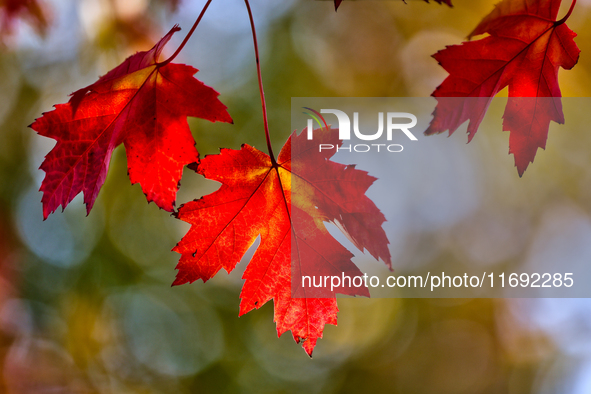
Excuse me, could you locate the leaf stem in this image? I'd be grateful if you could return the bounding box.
[244,0,276,165]
[158,0,213,66]
[556,0,576,25]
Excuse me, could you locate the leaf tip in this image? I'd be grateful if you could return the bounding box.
[300,337,316,358]
[171,276,186,287]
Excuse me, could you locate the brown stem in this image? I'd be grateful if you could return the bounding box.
[244,0,276,164]
[556,0,576,25]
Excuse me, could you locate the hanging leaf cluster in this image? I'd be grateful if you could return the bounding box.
[29,0,579,356]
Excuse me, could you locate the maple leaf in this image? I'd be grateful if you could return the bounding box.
[425,0,580,176]
[173,127,391,356]
[333,0,452,11]
[30,26,232,219]
[0,0,48,36]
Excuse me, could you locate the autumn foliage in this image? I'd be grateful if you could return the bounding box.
[28,0,580,356]
[173,128,390,356]
[426,0,579,175]
[30,26,232,219]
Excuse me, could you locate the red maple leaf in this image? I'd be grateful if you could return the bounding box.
[173,127,391,356]
[30,26,232,219]
[0,0,48,36]
[334,0,452,11]
[425,0,579,176]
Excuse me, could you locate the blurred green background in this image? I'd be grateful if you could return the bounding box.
[2,0,591,392]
